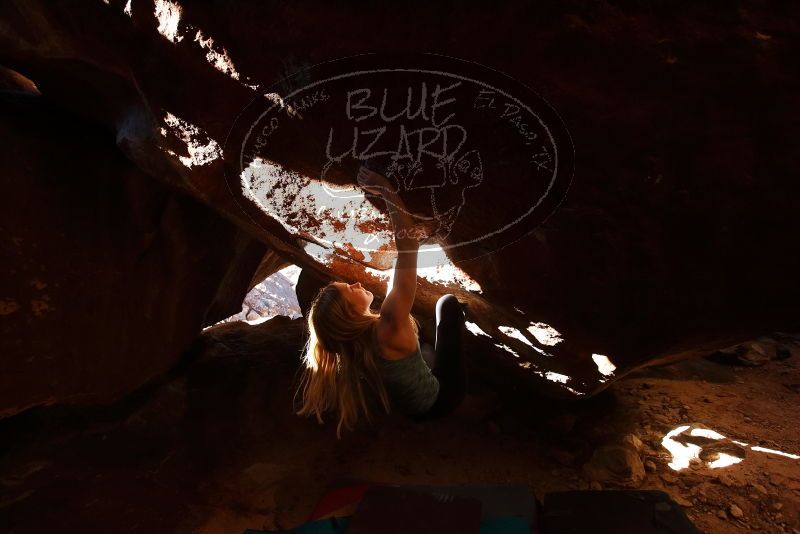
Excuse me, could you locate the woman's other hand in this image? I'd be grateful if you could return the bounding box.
[357,166,396,197]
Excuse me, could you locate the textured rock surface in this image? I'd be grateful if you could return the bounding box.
[220,265,303,325]
[2,0,800,412]
[582,444,646,487]
[3,326,797,533]
[0,92,268,416]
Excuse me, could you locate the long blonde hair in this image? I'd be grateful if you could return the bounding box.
[294,282,417,438]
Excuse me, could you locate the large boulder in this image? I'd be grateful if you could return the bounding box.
[2,0,799,409]
[0,91,268,416]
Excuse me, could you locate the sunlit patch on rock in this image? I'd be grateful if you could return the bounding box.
[154,0,183,43]
[465,321,491,338]
[527,322,563,346]
[242,159,393,263]
[591,353,616,379]
[542,370,570,384]
[152,0,244,83]
[517,361,583,395]
[162,112,222,168]
[494,342,521,358]
[194,30,241,81]
[499,325,534,348]
[416,246,482,293]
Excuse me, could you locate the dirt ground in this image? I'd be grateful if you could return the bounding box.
[1,323,798,533]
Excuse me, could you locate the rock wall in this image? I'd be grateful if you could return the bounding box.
[0,91,266,416]
[2,0,799,408]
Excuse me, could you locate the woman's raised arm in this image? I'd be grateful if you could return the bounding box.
[357,165,419,325]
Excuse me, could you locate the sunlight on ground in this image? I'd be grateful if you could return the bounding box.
[707,453,744,469]
[750,446,800,459]
[662,425,701,470]
[662,424,800,471]
[690,428,726,440]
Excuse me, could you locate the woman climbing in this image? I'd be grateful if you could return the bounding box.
[295,165,468,438]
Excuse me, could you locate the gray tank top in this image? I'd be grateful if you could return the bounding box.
[375,339,440,415]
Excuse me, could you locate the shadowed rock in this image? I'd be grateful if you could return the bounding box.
[2,0,800,415]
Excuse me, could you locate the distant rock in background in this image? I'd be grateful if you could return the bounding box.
[218,265,303,325]
[582,441,646,488]
[707,333,800,367]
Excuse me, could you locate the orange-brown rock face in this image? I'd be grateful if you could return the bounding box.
[2,0,799,413]
[0,93,268,416]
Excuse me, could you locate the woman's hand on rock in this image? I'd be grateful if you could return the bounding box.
[357,166,396,197]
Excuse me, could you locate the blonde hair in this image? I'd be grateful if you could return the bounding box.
[294,282,418,438]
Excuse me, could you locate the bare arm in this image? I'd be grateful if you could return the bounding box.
[357,166,420,326]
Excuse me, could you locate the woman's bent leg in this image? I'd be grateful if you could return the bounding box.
[415,294,467,419]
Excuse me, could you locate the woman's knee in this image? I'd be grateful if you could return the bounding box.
[435,294,464,325]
